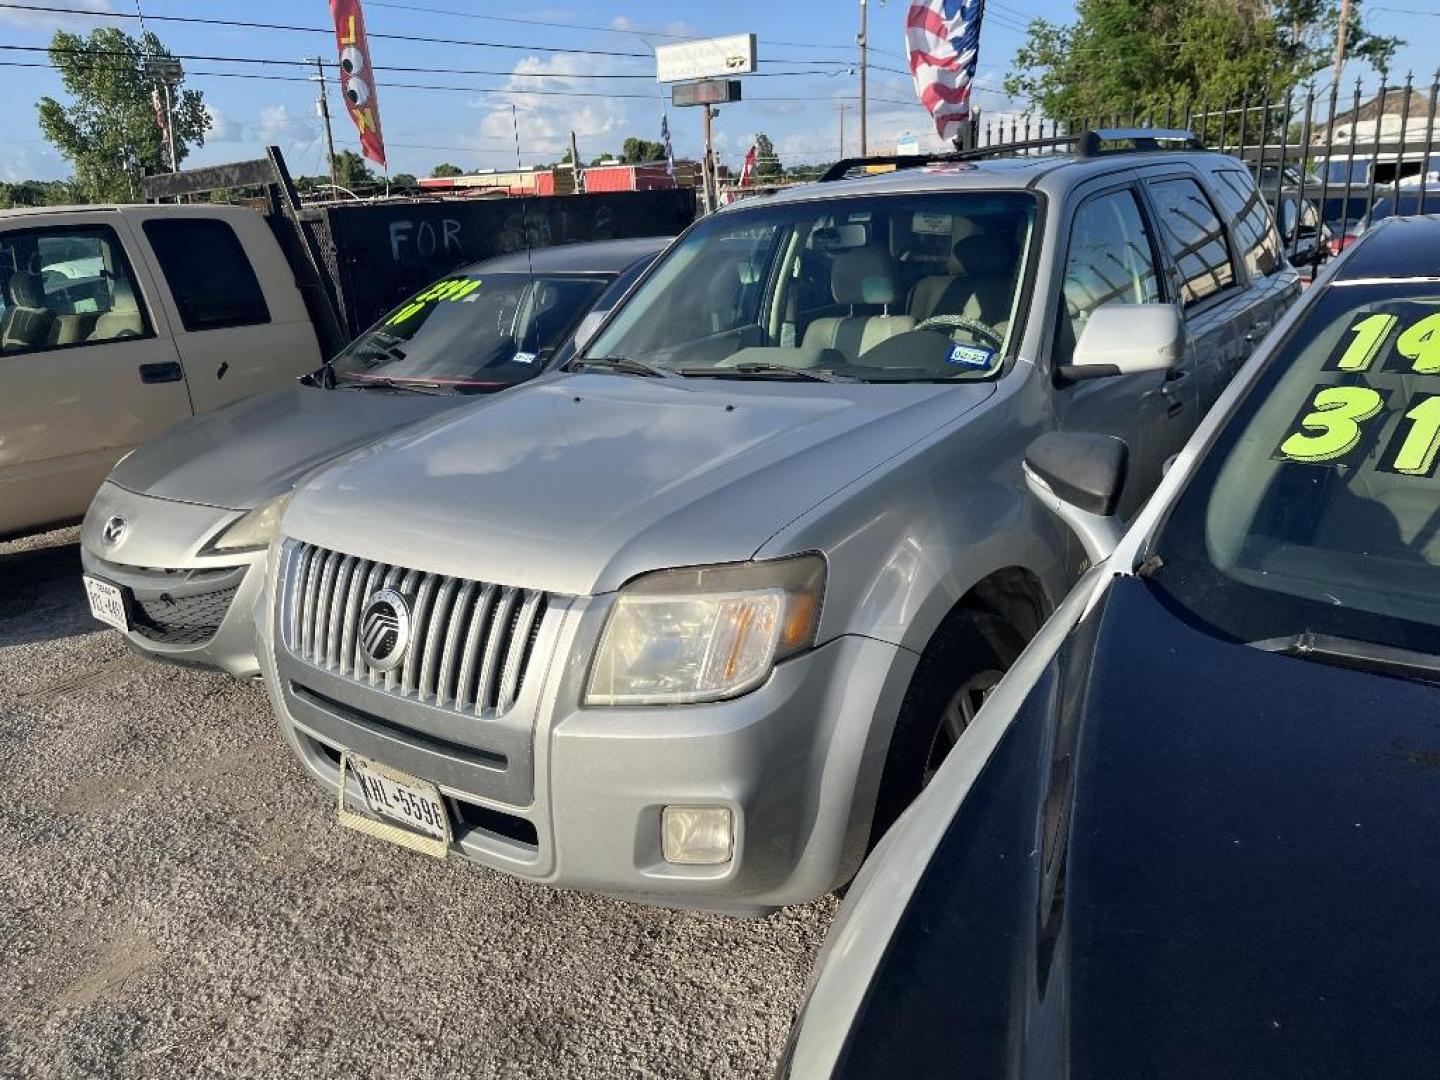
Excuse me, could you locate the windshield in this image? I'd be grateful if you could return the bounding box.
[334,271,610,390]
[581,192,1038,383]
[1148,281,1440,656]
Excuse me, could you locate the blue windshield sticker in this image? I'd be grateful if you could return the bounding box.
[946,343,996,369]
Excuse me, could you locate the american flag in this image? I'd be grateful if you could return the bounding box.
[906,0,985,141]
[660,114,675,178]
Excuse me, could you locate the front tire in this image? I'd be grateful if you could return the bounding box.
[867,610,1024,849]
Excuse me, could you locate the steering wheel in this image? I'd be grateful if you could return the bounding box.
[913,314,1004,351]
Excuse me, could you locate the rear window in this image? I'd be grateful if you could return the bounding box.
[142,218,270,332]
[1211,169,1284,278]
[1147,177,1237,306]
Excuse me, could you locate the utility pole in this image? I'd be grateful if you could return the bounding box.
[858,0,869,156]
[569,129,584,193]
[312,58,339,194]
[1333,0,1352,87]
[839,100,846,158]
[701,104,717,213]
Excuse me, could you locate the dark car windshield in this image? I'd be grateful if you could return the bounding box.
[333,271,611,390]
[1147,279,1440,656]
[581,192,1038,383]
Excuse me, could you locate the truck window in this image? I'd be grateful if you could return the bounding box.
[1211,169,1284,278]
[0,224,153,354]
[142,218,270,332]
[1056,188,1163,365]
[1146,177,1238,307]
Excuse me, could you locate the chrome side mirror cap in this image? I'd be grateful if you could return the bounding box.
[1023,431,1129,567]
[1057,303,1182,383]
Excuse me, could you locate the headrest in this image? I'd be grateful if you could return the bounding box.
[109,276,139,313]
[8,271,44,309]
[954,234,1019,279]
[831,248,899,305]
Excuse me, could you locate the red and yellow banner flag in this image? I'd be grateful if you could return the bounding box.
[330,0,387,168]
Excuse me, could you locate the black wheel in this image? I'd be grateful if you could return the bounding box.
[867,610,1024,849]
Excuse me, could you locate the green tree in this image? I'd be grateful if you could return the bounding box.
[753,133,783,180]
[0,179,76,208]
[37,28,209,203]
[621,137,667,163]
[330,149,378,190]
[1005,0,1401,122]
[391,172,418,188]
[430,162,464,178]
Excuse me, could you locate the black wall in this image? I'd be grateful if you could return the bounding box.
[302,189,696,340]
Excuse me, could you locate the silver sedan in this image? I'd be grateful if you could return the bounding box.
[79,237,668,676]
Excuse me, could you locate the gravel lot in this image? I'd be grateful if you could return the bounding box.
[0,527,834,1079]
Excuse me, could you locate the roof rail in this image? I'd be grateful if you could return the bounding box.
[817,128,1205,182]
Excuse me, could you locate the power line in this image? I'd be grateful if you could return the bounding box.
[0,3,864,70]
[365,0,863,53]
[0,57,894,105]
[0,44,848,81]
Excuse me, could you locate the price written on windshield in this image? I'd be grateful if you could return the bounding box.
[1276,309,1440,478]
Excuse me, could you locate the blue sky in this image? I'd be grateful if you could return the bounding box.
[0,0,1430,183]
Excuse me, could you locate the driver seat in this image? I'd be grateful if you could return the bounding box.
[802,248,915,361]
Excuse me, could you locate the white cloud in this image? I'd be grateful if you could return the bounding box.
[0,0,118,30]
[472,54,642,166]
[1,144,70,182]
[256,104,317,146]
[204,105,242,144]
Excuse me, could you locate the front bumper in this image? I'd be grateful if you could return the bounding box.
[262,574,918,912]
[80,482,265,678]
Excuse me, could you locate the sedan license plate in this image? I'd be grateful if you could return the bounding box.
[83,575,130,632]
[337,753,451,859]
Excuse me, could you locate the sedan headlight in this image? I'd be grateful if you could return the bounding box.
[586,554,826,706]
[201,491,294,555]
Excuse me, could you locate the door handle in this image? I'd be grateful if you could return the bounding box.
[1164,367,1190,383]
[1245,320,1273,343]
[1167,400,1185,418]
[139,361,184,384]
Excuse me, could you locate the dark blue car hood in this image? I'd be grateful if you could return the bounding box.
[840,576,1440,1079]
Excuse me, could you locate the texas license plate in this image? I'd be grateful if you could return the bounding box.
[337,753,451,859]
[83,575,130,631]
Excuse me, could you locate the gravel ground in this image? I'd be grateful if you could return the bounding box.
[0,527,835,1079]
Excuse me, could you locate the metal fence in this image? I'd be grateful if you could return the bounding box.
[977,69,1440,267]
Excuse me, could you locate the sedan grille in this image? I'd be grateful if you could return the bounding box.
[132,584,240,645]
[282,542,549,716]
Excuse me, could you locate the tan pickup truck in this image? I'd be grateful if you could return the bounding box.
[0,203,323,537]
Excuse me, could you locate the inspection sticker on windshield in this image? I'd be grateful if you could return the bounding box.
[946,343,996,370]
[511,351,538,365]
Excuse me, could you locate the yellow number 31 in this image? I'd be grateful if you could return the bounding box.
[1279,386,1386,463]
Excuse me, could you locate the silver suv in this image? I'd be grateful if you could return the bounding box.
[258,133,1299,912]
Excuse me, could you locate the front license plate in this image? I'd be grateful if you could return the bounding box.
[337,753,451,859]
[83,575,130,631]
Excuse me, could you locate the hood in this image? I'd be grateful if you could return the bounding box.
[835,577,1440,1078]
[284,372,995,596]
[109,383,459,511]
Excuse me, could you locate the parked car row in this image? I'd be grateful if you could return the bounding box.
[55,130,1439,1071]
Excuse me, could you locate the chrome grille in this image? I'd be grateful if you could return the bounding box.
[283,542,549,716]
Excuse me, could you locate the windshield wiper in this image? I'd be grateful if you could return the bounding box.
[574,356,679,379]
[1251,631,1440,685]
[334,376,449,395]
[678,362,854,383]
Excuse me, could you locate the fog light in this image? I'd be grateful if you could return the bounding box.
[661,806,733,865]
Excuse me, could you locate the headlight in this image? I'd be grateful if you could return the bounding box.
[201,491,294,555]
[585,554,826,706]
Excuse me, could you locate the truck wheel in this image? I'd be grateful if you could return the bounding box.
[867,610,1024,849]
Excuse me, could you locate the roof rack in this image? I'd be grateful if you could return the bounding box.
[817,127,1205,182]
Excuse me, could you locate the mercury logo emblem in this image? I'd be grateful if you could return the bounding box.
[359,589,411,672]
[101,515,127,547]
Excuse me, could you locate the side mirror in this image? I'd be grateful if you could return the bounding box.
[1057,303,1182,383]
[1023,432,1129,566]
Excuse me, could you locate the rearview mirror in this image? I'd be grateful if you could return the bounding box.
[1057,303,1182,383]
[1023,432,1129,566]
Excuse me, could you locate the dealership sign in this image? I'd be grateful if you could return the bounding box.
[655,34,758,83]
